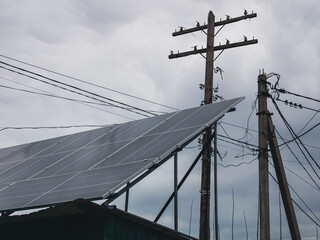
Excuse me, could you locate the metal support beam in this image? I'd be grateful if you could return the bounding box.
[213,123,219,240]
[169,39,258,59]
[267,117,301,240]
[1,210,14,217]
[125,182,129,212]
[154,131,216,223]
[103,163,162,206]
[174,153,178,231]
[172,13,257,37]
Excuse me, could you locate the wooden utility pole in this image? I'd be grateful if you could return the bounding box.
[199,11,214,240]
[169,11,257,240]
[257,73,270,240]
[257,72,301,240]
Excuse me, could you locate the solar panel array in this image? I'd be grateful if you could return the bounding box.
[0,97,244,212]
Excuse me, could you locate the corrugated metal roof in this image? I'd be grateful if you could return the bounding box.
[0,199,198,240]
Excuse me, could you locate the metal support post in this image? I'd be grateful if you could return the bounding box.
[174,153,178,231]
[154,135,214,223]
[213,123,218,240]
[125,182,129,212]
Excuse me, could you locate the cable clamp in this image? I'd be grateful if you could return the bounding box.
[199,190,211,195]
[256,111,273,116]
[257,92,271,98]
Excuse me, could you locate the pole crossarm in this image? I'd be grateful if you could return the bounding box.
[169,39,258,59]
[172,13,257,37]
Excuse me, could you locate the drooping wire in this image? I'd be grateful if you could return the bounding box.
[217,134,259,152]
[0,62,155,117]
[217,157,257,168]
[236,95,258,156]
[220,121,258,133]
[0,53,179,111]
[267,72,320,111]
[217,121,257,158]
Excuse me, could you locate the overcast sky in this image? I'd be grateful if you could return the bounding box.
[0,0,319,239]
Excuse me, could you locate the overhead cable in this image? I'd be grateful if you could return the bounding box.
[0,83,134,120]
[284,164,320,192]
[276,88,320,103]
[220,121,320,150]
[0,124,110,132]
[297,108,320,135]
[0,53,179,111]
[217,157,257,168]
[0,62,154,117]
[269,170,320,227]
[276,98,320,113]
[269,161,320,223]
[271,98,320,171]
[273,119,320,190]
[276,122,320,149]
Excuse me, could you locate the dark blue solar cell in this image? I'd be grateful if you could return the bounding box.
[0,97,244,212]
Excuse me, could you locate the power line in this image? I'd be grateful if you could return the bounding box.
[284,164,320,192]
[1,75,168,115]
[220,121,258,133]
[269,169,320,228]
[0,62,154,118]
[271,98,320,172]
[218,157,257,168]
[276,122,320,149]
[0,83,134,120]
[0,124,111,132]
[297,107,320,135]
[266,72,320,103]
[0,53,179,111]
[275,88,320,104]
[276,98,320,113]
[273,120,320,190]
[217,142,254,157]
[0,61,157,117]
[217,134,259,150]
[220,121,320,151]
[0,77,112,107]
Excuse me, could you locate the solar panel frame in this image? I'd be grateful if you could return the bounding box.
[0,97,244,212]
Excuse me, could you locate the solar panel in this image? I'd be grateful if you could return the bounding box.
[0,97,244,212]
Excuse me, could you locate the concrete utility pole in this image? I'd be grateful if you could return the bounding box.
[267,117,301,240]
[169,11,257,240]
[257,73,270,240]
[257,71,301,240]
